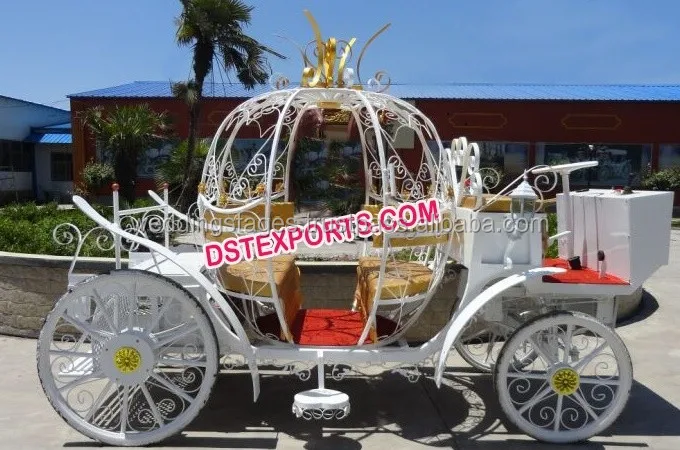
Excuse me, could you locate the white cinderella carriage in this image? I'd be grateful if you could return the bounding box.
[37,11,674,446]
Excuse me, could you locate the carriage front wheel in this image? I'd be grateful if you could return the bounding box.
[494,311,632,443]
[37,270,219,446]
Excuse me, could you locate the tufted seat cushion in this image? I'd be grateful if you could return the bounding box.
[355,256,433,301]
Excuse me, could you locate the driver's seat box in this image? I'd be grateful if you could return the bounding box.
[556,189,674,287]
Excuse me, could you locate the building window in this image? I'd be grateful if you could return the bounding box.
[0,140,34,172]
[428,140,529,179]
[0,141,9,168]
[659,144,680,169]
[138,142,173,178]
[536,143,652,186]
[51,152,73,181]
[97,141,174,179]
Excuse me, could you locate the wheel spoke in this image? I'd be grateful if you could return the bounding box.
[113,294,120,331]
[92,385,123,428]
[127,279,138,331]
[561,324,574,364]
[61,314,112,341]
[572,390,600,420]
[578,376,621,386]
[84,379,114,423]
[49,350,94,359]
[91,288,117,333]
[140,383,165,427]
[149,373,194,404]
[148,298,175,333]
[553,395,563,432]
[158,357,208,368]
[120,385,129,434]
[572,342,609,372]
[153,323,199,349]
[514,349,538,367]
[58,370,104,392]
[518,386,554,414]
[529,336,557,366]
[505,371,550,380]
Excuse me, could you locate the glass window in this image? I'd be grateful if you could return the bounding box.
[478,142,529,179]
[96,141,174,179]
[536,143,652,186]
[0,141,9,168]
[51,152,73,181]
[428,140,529,179]
[659,144,680,169]
[0,140,34,172]
[138,142,173,179]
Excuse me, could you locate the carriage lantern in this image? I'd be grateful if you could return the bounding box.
[508,170,537,225]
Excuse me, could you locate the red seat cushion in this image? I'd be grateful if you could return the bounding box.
[255,309,398,346]
[542,258,628,285]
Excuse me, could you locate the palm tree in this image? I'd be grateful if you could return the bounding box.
[174,0,284,208]
[155,138,210,198]
[81,105,170,203]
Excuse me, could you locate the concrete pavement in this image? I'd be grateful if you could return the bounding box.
[0,231,679,449]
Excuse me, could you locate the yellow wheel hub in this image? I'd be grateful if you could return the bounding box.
[550,367,580,396]
[113,346,142,374]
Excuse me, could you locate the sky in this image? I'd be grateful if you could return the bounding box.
[1,0,680,109]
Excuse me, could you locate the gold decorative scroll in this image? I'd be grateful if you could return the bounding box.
[337,37,356,86]
[303,10,325,88]
[355,23,391,85]
[297,10,391,90]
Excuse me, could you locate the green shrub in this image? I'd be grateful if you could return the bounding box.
[155,139,209,202]
[641,166,680,191]
[0,202,114,257]
[545,212,558,258]
[82,160,115,192]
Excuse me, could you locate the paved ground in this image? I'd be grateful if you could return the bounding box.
[1,231,679,449]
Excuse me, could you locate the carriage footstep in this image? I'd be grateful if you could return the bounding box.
[292,389,350,420]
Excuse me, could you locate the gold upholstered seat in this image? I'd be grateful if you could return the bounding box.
[355,256,433,301]
[203,201,301,341]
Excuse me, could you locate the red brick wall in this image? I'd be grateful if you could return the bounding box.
[70,96,680,198]
[416,99,680,144]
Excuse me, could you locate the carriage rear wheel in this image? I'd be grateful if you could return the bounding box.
[494,311,632,443]
[37,270,218,446]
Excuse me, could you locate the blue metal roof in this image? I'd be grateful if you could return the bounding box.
[68,81,680,102]
[25,122,72,144]
[25,132,72,144]
[69,81,272,99]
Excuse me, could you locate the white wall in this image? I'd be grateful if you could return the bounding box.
[0,97,70,141]
[34,144,73,201]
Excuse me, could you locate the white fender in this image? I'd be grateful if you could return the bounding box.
[434,267,565,387]
[72,196,262,401]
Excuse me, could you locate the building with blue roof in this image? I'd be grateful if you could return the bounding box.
[68,81,680,200]
[0,95,73,203]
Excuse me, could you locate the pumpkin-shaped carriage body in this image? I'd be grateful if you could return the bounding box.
[197,86,455,350]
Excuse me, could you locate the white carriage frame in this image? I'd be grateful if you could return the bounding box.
[45,81,660,445]
[57,83,647,399]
